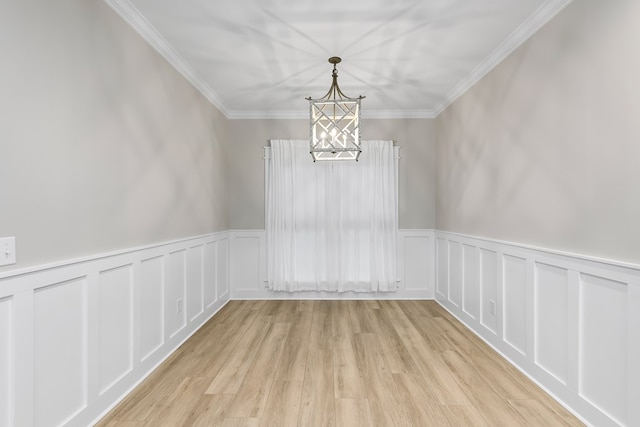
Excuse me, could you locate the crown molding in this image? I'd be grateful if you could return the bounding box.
[104,0,572,120]
[226,109,437,120]
[432,0,573,116]
[226,110,308,120]
[362,110,438,119]
[102,0,232,117]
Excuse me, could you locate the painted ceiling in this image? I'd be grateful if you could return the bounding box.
[105,0,571,118]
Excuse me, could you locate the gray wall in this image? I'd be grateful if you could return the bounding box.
[436,0,640,263]
[227,118,436,230]
[0,0,229,269]
[9,0,633,268]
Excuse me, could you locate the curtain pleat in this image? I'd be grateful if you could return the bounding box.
[267,139,397,292]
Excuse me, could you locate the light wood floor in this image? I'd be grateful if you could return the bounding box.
[97,300,583,426]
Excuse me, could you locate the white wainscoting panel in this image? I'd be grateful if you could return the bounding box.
[216,238,230,300]
[462,244,479,319]
[480,248,498,335]
[436,237,448,299]
[187,245,204,322]
[399,231,435,298]
[230,229,435,299]
[503,254,527,356]
[0,232,229,427]
[34,278,87,427]
[98,265,134,395]
[534,262,569,385]
[165,250,186,339]
[579,273,627,426]
[203,243,216,309]
[0,297,12,426]
[140,256,164,362]
[435,230,640,427]
[230,232,263,293]
[448,241,463,307]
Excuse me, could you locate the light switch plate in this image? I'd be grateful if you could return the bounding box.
[0,237,16,266]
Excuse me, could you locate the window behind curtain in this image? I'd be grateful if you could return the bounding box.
[265,139,398,292]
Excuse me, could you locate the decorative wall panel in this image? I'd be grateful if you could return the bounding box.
[448,241,463,307]
[166,250,186,339]
[480,248,498,334]
[401,233,433,294]
[3,227,637,427]
[0,297,12,427]
[187,245,204,322]
[217,238,229,300]
[579,273,627,426]
[34,278,87,427]
[140,256,164,361]
[534,262,569,384]
[503,254,527,355]
[98,265,133,394]
[0,232,229,426]
[230,230,435,299]
[462,244,478,319]
[435,230,640,427]
[230,233,262,292]
[203,242,216,308]
[436,237,448,298]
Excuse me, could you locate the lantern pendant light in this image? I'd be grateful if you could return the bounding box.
[306,57,365,161]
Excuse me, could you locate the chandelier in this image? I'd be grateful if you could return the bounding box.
[306,57,365,162]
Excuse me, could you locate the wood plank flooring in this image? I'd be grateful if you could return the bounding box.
[97,300,583,426]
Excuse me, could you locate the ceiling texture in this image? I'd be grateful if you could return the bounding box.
[105,0,572,119]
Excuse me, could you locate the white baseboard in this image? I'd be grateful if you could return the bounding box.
[0,232,231,427]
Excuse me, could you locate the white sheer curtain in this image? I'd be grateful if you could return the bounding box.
[266,139,397,292]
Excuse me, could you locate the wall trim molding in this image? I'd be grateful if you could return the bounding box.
[102,0,573,120]
[434,229,640,427]
[3,226,636,426]
[432,0,574,116]
[0,232,231,426]
[0,231,229,280]
[102,0,231,117]
[437,229,640,272]
[227,109,438,120]
[228,229,436,300]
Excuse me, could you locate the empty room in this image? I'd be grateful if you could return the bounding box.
[1,0,638,426]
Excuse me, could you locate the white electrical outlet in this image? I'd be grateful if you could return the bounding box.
[489,299,496,316]
[0,237,16,266]
[176,298,183,314]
